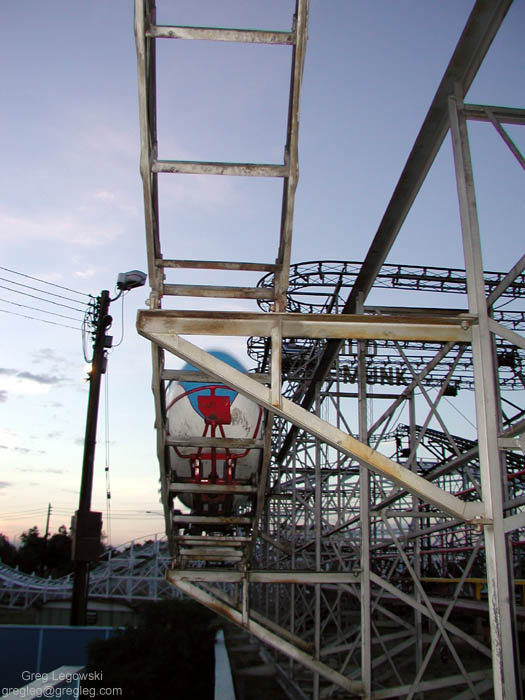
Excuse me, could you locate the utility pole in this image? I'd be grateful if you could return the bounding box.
[70,290,112,626]
[44,503,52,540]
[69,272,146,626]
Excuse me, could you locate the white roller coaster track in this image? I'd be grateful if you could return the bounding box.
[0,534,177,609]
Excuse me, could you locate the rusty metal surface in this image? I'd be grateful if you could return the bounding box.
[159,259,278,272]
[463,103,525,124]
[138,308,474,342]
[162,284,274,299]
[152,159,288,177]
[146,25,295,44]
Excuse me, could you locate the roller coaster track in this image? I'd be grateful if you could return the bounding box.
[0,536,175,608]
[249,260,525,392]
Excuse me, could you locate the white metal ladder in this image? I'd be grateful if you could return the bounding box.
[134,0,309,563]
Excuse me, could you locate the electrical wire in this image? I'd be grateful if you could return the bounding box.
[0,308,82,331]
[82,297,98,363]
[0,283,87,313]
[104,366,112,547]
[0,265,92,298]
[0,275,90,308]
[111,291,127,348]
[0,296,84,323]
[1,508,46,517]
[443,395,477,430]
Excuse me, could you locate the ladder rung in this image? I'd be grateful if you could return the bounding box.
[147,25,295,45]
[156,258,278,273]
[166,437,263,449]
[163,284,274,300]
[170,483,257,495]
[175,535,250,546]
[180,552,244,561]
[152,159,288,177]
[173,514,252,525]
[179,547,243,557]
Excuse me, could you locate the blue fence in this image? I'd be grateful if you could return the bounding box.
[0,625,115,689]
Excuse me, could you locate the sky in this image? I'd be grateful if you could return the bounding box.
[0,1,523,548]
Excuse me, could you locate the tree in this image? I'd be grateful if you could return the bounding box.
[0,534,17,567]
[46,525,73,577]
[15,525,75,578]
[18,526,47,575]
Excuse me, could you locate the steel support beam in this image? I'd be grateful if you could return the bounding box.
[449,89,519,699]
[137,309,473,343]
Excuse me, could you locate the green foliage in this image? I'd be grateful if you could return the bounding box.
[18,526,47,575]
[85,599,218,699]
[46,526,72,577]
[0,527,74,578]
[0,534,17,567]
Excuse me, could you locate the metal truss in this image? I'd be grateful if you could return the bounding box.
[0,536,176,608]
[134,1,524,698]
[249,260,525,392]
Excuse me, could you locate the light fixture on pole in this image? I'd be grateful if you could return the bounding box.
[70,270,146,626]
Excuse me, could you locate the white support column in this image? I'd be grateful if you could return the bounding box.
[358,336,372,697]
[314,385,322,700]
[409,391,423,700]
[448,89,519,699]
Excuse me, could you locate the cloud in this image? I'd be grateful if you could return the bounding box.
[94,190,116,202]
[0,390,7,402]
[14,370,61,386]
[0,429,20,450]
[0,368,64,396]
[0,481,11,490]
[13,447,46,455]
[36,348,63,363]
[17,467,65,474]
[75,268,97,280]
[0,209,123,247]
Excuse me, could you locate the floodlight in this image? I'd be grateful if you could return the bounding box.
[116,270,147,291]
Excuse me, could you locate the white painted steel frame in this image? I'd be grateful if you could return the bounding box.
[448,89,521,699]
[133,1,524,697]
[134,0,309,309]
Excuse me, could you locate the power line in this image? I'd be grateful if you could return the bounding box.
[1,508,46,516]
[0,266,92,299]
[0,308,82,331]
[0,283,87,314]
[0,296,85,323]
[0,276,89,310]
